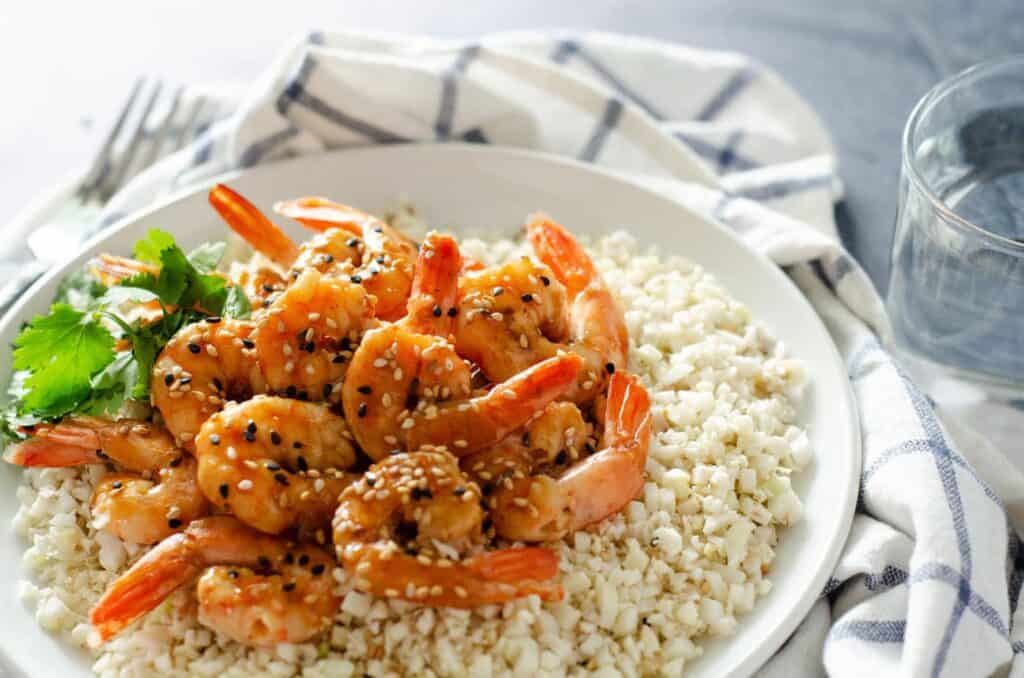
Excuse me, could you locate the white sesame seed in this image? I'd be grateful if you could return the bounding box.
[454,440,468,448]
[308,312,320,321]
[401,418,415,430]
[373,358,387,368]
[237,479,253,491]
[226,446,237,460]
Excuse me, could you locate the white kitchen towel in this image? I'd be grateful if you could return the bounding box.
[12,30,1024,677]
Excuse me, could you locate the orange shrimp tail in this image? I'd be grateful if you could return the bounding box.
[91,254,159,286]
[5,437,103,467]
[89,533,200,642]
[209,184,299,268]
[525,214,597,297]
[407,232,461,334]
[603,372,652,453]
[273,197,367,237]
[460,256,486,273]
[464,548,564,602]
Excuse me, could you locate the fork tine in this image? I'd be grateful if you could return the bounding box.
[99,79,163,201]
[173,95,207,150]
[78,77,145,202]
[135,85,183,174]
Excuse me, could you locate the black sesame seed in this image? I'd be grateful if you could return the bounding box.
[312,563,326,576]
[521,293,533,303]
[347,238,360,247]
[493,286,504,296]
[258,556,271,569]
[373,226,383,233]
[205,316,222,324]
[262,284,275,293]
[350,275,363,284]
[219,483,229,498]
[432,305,442,317]
[303,341,316,353]
[555,450,568,465]
[168,518,182,529]
[96,449,108,459]
[163,373,174,386]
[267,462,281,471]
[357,385,372,394]
[481,483,494,497]
[274,473,289,485]
[585,442,596,455]
[540,275,551,286]
[111,480,123,489]
[340,337,352,350]
[178,376,192,385]
[298,554,310,566]
[410,486,434,501]
[286,385,298,398]
[284,552,295,564]
[365,476,377,487]
[187,343,200,354]
[394,520,418,543]
[247,420,257,433]
[297,455,309,472]
[357,403,367,418]
[322,384,333,399]
[293,441,304,449]
[605,362,616,374]
[453,486,466,496]
[282,581,296,592]
[332,354,346,364]
[209,434,221,446]
[376,256,386,265]
[212,377,223,391]
[228,569,239,579]
[447,307,458,317]
[521,433,530,446]
[297,390,309,401]
[324,254,334,263]
[270,431,282,445]
[481,517,493,533]
[169,456,183,468]
[244,430,256,443]
[242,339,255,349]
[390,449,404,456]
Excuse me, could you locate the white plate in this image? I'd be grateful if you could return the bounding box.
[0,144,859,677]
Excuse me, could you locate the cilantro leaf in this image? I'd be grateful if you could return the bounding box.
[223,284,252,319]
[12,304,116,416]
[187,242,227,273]
[133,229,176,265]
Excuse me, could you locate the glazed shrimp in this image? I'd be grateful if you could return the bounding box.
[454,256,569,383]
[150,318,266,449]
[333,449,563,607]
[90,516,338,645]
[342,233,584,460]
[275,196,419,321]
[6,418,208,544]
[252,268,376,404]
[463,372,651,542]
[196,396,361,535]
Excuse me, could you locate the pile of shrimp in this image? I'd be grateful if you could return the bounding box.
[5,185,652,649]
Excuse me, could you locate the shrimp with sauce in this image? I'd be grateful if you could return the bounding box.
[89,516,338,645]
[342,232,583,460]
[462,371,651,542]
[195,396,361,535]
[332,449,563,607]
[150,318,267,450]
[209,185,418,320]
[455,215,628,402]
[6,418,208,544]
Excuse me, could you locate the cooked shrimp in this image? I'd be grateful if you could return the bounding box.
[332,449,563,607]
[7,417,207,544]
[89,516,338,646]
[275,197,419,321]
[463,372,651,542]
[150,318,266,450]
[526,214,629,401]
[454,256,569,383]
[342,233,584,460]
[196,396,360,535]
[252,268,376,404]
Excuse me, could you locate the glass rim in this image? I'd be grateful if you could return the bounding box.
[902,54,1024,254]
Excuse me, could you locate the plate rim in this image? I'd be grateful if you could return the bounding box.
[0,143,860,678]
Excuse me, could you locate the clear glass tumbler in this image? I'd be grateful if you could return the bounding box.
[887,56,1024,395]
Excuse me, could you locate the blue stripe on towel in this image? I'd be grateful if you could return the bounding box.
[695,67,756,121]
[239,125,300,167]
[435,44,480,139]
[551,39,664,121]
[578,97,624,162]
[672,131,760,172]
[831,620,906,643]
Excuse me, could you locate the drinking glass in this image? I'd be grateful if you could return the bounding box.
[887,56,1024,396]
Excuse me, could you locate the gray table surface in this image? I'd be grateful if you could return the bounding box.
[1,0,1021,293]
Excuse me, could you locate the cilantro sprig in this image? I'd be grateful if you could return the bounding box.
[2,230,250,441]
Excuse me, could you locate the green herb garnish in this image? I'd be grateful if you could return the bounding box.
[1,229,248,441]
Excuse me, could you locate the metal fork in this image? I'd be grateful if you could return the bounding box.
[25,77,215,263]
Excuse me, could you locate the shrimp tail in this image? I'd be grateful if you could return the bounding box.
[89,532,201,642]
[465,548,565,603]
[603,371,652,454]
[90,254,160,286]
[6,423,104,467]
[273,197,368,236]
[407,232,461,334]
[209,184,300,267]
[525,214,598,297]
[474,353,584,440]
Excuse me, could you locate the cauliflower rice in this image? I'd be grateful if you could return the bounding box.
[12,228,810,677]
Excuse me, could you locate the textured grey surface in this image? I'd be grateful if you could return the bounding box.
[1,0,1021,292]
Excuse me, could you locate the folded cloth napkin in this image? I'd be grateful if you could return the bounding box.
[10,30,1024,677]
